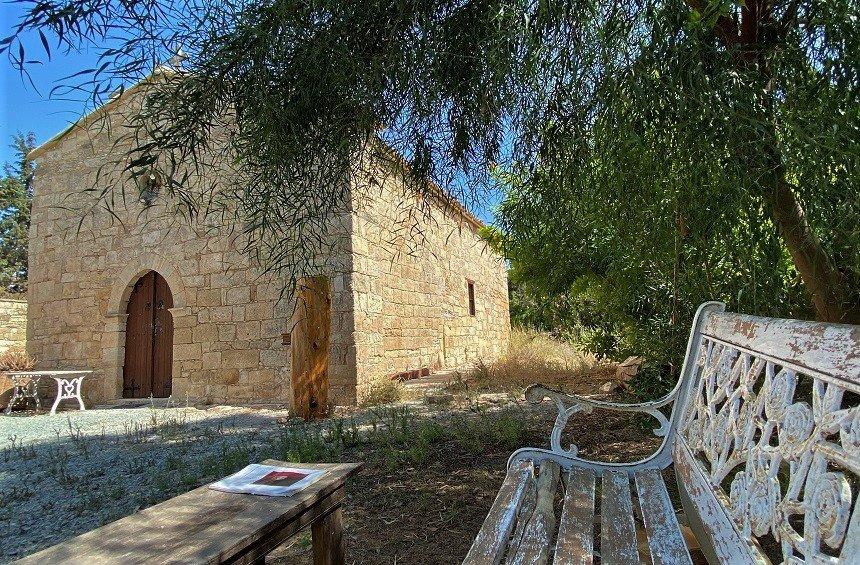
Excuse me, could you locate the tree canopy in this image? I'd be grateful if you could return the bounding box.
[3,1,858,329]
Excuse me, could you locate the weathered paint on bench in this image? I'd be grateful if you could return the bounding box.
[554,468,595,564]
[635,469,691,564]
[507,461,560,564]
[463,460,535,564]
[466,302,860,564]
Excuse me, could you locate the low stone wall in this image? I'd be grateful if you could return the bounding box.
[0,297,29,408]
[0,298,27,353]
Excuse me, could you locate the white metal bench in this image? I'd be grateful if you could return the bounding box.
[464,302,860,564]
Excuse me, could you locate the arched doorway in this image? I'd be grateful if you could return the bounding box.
[123,271,174,398]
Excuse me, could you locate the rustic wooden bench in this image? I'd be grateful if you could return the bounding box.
[464,302,860,564]
[16,461,361,565]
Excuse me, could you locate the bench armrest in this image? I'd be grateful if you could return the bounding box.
[508,383,681,472]
[525,383,677,432]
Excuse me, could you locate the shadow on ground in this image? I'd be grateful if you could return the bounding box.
[0,399,662,564]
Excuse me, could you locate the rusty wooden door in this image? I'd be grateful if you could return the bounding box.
[290,276,331,420]
[123,271,173,398]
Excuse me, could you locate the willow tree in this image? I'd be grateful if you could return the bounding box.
[4,0,858,321]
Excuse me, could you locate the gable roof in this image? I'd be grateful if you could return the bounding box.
[27,72,486,231]
[27,73,162,161]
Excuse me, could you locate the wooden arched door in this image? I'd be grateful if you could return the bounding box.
[123,271,174,398]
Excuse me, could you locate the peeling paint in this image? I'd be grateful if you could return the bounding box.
[466,304,859,565]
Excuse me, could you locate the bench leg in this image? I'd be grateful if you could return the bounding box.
[312,505,345,565]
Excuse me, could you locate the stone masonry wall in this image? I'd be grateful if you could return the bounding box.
[28,83,509,408]
[27,92,356,407]
[0,298,27,353]
[0,298,29,409]
[349,155,511,400]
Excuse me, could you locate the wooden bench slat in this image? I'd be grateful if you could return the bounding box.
[507,461,561,565]
[506,468,537,558]
[554,468,595,565]
[463,461,534,565]
[634,470,692,565]
[600,471,639,564]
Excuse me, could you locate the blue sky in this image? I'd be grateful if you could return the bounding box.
[1,2,108,165]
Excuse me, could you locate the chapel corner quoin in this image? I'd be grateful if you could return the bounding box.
[23,89,511,416]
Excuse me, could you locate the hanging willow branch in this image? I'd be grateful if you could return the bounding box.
[3,0,859,320]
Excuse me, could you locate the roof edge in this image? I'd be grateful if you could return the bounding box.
[371,139,486,231]
[27,73,488,233]
[27,68,176,161]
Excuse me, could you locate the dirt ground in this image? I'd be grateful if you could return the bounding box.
[270,402,665,564]
[3,328,710,564]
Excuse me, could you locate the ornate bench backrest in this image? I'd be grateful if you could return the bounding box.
[673,302,860,563]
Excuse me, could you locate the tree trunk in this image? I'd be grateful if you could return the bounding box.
[691,0,860,324]
[756,86,859,324]
[761,173,859,324]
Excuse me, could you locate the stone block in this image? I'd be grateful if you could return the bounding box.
[236,321,261,341]
[218,324,237,341]
[222,349,259,368]
[209,306,234,322]
[202,351,221,367]
[192,323,219,343]
[226,287,250,305]
[173,327,193,345]
[175,343,202,360]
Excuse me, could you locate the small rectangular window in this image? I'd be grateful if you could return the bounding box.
[467,280,476,316]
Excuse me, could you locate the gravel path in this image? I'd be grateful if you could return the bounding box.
[0,392,518,562]
[0,406,239,445]
[0,405,294,562]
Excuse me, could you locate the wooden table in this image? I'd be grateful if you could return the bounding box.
[15,461,362,564]
[4,370,91,415]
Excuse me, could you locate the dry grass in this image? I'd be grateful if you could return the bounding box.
[357,376,404,407]
[0,348,36,372]
[467,327,617,395]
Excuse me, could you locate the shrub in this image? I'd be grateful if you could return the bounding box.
[358,376,403,407]
[0,348,36,372]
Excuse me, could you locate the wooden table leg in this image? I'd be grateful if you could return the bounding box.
[312,504,345,565]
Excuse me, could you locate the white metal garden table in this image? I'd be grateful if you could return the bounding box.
[4,370,92,415]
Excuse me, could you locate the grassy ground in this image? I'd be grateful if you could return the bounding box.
[268,403,660,564]
[2,328,664,563]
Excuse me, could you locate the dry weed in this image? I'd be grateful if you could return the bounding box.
[0,348,38,410]
[472,328,617,395]
[358,376,404,407]
[0,349,36,372]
